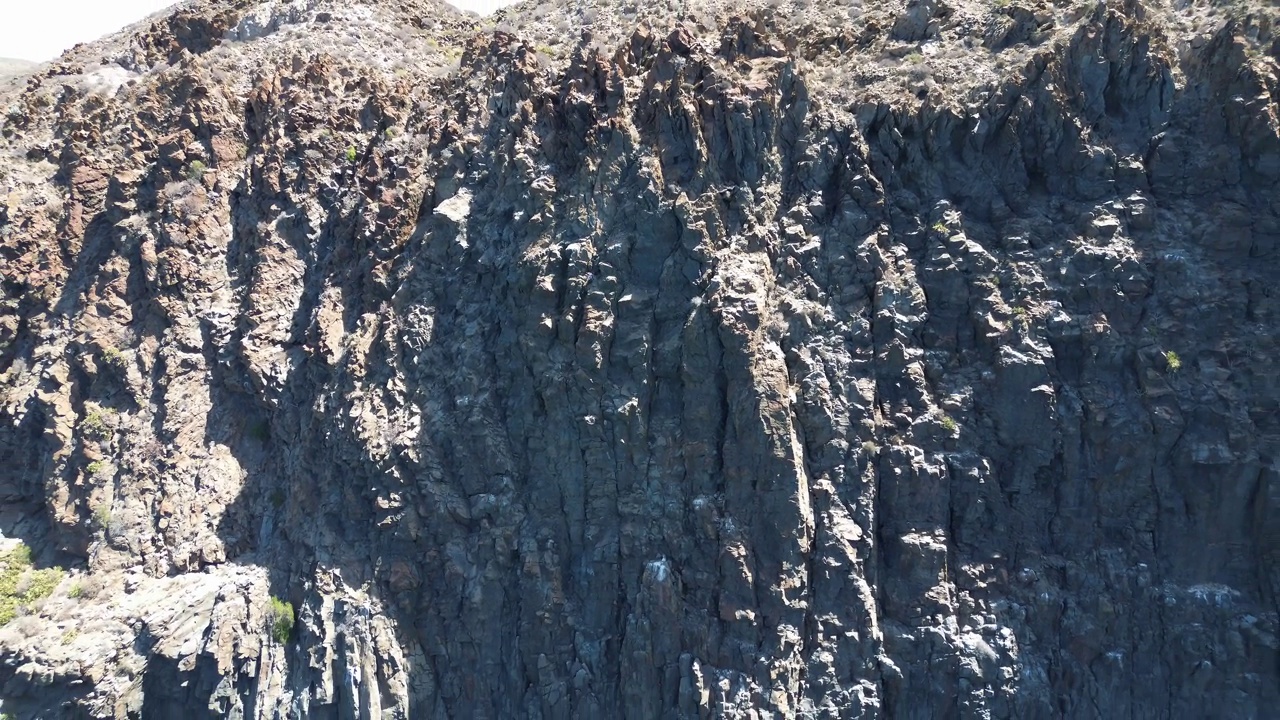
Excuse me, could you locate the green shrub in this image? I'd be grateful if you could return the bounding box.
[186,160,208,181]
[67,582,84,599]
[0,544,65,626]
[101,347,127,372]
[931,221,948,233]
[268,596,294,644]
[1164,350,1182,373]
[92,504,111,529]
[24,568,64,599]
[82,410,113,440]
[940,415,958,434]
[345,146,357,164]
[86,461,105,477]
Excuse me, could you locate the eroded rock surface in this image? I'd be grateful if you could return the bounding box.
[0,0,1277,717]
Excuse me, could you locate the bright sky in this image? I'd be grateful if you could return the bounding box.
[0,0,513,62]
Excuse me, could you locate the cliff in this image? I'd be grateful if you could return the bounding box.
[0,0,1277,717]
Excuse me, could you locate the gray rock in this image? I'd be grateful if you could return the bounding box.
[0,0,1277,718]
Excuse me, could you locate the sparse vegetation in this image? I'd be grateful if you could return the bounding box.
[101,346,127,372]
[82,410,114,440]
[186,159,208,182]
[345,146,357,163]
[931,221,948,233]
[67,581,84,599]
[86,461,105,477]
[861,440,879,454]
[0,543,65,626]
[905,52,924,64]
[268,596,295,644]
[1164,350,1182,373]
[61,627,79,644]
[940,415,959,434]
[92,504,112,529]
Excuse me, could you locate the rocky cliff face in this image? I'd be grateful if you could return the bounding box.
[0,0,1277,717]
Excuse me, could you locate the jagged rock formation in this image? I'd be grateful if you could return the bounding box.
[0,0,1278,717]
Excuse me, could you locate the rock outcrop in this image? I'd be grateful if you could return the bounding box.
[0,0,1277,717]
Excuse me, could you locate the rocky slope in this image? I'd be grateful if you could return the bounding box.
[0,0,1278,717]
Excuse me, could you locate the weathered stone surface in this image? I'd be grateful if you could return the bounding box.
[0,0,1277,717]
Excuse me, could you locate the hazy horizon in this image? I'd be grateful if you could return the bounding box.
[0,0,517,62]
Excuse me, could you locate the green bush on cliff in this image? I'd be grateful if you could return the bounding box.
[82,409,114,440]
[101,346,127,372]
[0,543,65,626]
[92,504,112,529]
[187,160,207,180]
[186,160,207,181]
[268,596,295,644]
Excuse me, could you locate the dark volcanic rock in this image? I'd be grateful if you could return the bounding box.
[0,0,1277,718]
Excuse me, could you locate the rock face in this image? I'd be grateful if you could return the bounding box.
[0,0,1278,717]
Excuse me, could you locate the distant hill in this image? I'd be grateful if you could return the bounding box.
[0,58,36,81]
